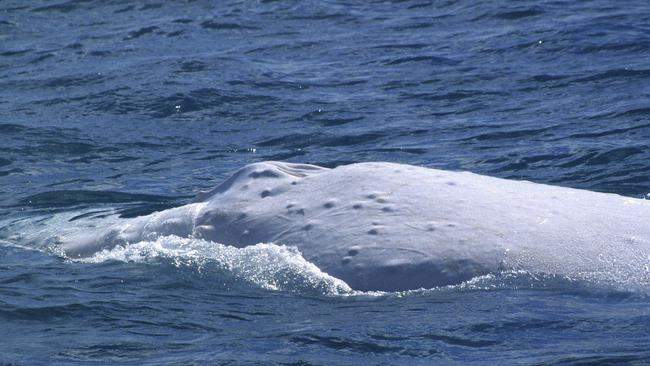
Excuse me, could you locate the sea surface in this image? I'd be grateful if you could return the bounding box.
[2,0,650,364]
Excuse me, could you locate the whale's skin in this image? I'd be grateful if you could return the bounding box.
[62,161,650,291]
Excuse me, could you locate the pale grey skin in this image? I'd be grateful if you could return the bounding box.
[63,161,650,291]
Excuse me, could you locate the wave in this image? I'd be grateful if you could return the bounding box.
[66,235,354,296]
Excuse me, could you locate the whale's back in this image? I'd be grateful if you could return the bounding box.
[61,161,650,291]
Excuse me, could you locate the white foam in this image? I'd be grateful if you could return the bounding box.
[71,235,353,296]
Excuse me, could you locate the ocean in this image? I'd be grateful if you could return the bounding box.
[2,0,650,364]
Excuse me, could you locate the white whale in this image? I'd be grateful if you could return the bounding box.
[62,161,650,291]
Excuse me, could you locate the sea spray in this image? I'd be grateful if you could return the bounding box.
[72,235,354,296]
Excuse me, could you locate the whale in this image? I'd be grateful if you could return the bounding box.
[61,161,650,291]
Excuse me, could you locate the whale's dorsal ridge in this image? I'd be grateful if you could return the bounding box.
[264,161,330,177]
[193,161,330,202]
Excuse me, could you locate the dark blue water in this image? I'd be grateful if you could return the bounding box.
[2,0,650,364]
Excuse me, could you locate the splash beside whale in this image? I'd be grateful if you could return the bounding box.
[61,161,650,291]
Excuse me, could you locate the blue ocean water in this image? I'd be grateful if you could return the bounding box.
[2,0,650,364]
